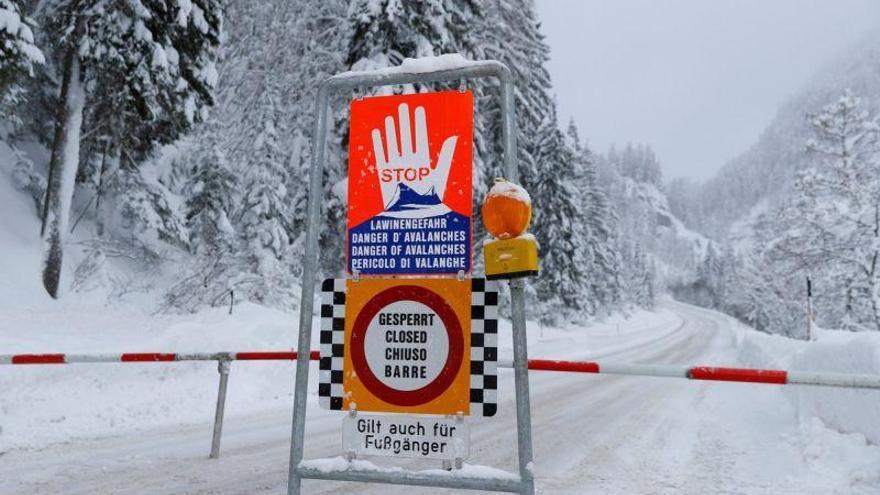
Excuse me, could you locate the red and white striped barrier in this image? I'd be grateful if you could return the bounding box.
[523,359,880,389]
[3,350,879,460]
[0,350,319,365]
[3,351,879,390]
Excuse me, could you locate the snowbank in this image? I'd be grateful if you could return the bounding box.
[734,323,880,445]
[0,303,304,450]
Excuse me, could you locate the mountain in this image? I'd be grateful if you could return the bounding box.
[620,176,711,284]
[384,183,442,212]
[596,145,712,297]
[673,32,880,241]
[378,183,451,219]
[664,31,880,336]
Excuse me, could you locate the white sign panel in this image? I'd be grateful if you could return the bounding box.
[363,300,450,390]
[343,414,469,460]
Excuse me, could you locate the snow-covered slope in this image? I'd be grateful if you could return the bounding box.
[693,31,880,240]
[624,177,710,253]
[0,140,50,305]
[619,176,712,284]
[0,142,304,449]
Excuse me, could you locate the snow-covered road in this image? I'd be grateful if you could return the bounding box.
[2,301,878,494]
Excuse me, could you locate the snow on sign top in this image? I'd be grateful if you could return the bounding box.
[337,53,480,79]
[347,90,474,275]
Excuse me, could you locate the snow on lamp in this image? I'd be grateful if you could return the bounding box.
[482,178,539,280]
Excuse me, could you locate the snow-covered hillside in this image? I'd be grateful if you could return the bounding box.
[681,32,880,239]
[613,172,712,289]
[0,140,62,304]
[663,32,880,337]
[623,177,710,257]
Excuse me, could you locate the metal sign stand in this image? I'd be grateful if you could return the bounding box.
[287,60,535,495]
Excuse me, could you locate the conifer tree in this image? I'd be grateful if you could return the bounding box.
[475,0,552,187]
[529,108,589,322]
[625,242,655,309]
[0,0,44,126]
[199,0,347,293]
[567,121,623,313]
[346,0,479,71]
[238,89,294,306]
[185,130,236,257]
[39,0,222,297]
[770,90,880,330]
[159,126,236,312]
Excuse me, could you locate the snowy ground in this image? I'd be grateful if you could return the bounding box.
[2,300,880,494]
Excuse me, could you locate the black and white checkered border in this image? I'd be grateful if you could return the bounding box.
[470,278,499,417]
[318,277,498,416]
[318,278,346,411]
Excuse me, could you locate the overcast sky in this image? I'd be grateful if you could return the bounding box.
[535,0,880,181]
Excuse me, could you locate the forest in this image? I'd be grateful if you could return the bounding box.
[2,0,658,325]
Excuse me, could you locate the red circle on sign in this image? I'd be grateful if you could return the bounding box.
[350,285,463,407]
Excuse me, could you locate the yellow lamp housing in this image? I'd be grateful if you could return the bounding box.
[484,236,539,280]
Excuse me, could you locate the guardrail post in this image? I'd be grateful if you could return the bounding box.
[210,359,231,459]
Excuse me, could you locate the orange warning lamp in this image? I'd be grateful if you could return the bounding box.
[481,179,532,239]
[482,179,539,280]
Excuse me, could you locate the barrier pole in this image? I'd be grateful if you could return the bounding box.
[210,359,231,459]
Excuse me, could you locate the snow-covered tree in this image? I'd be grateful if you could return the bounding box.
[528,108,589,322]
[769,90,880,331]
[0,0,44,126]
[237,90,294,306]
[617,143,663,186]
[185,130,236,257]
[160,0,349,308]
[160,126,238,313]
[697,243,723,307]
[567,120,622,313]
[39,8,84,298]
[723,249,802,336]
[39,0,222,297]
[623,241,655,309]
[346,0,479,72]
[474,0,552,194]
[114,166,189,246]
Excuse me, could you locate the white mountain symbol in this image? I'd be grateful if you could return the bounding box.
[371,102,458,218]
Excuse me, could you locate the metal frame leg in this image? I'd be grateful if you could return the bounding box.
[510,280,535,494]
[287,87,331,495]
[210,359,231,459]
[498,58,536,495]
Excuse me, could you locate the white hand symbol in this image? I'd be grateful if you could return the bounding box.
[371,103,458,209]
